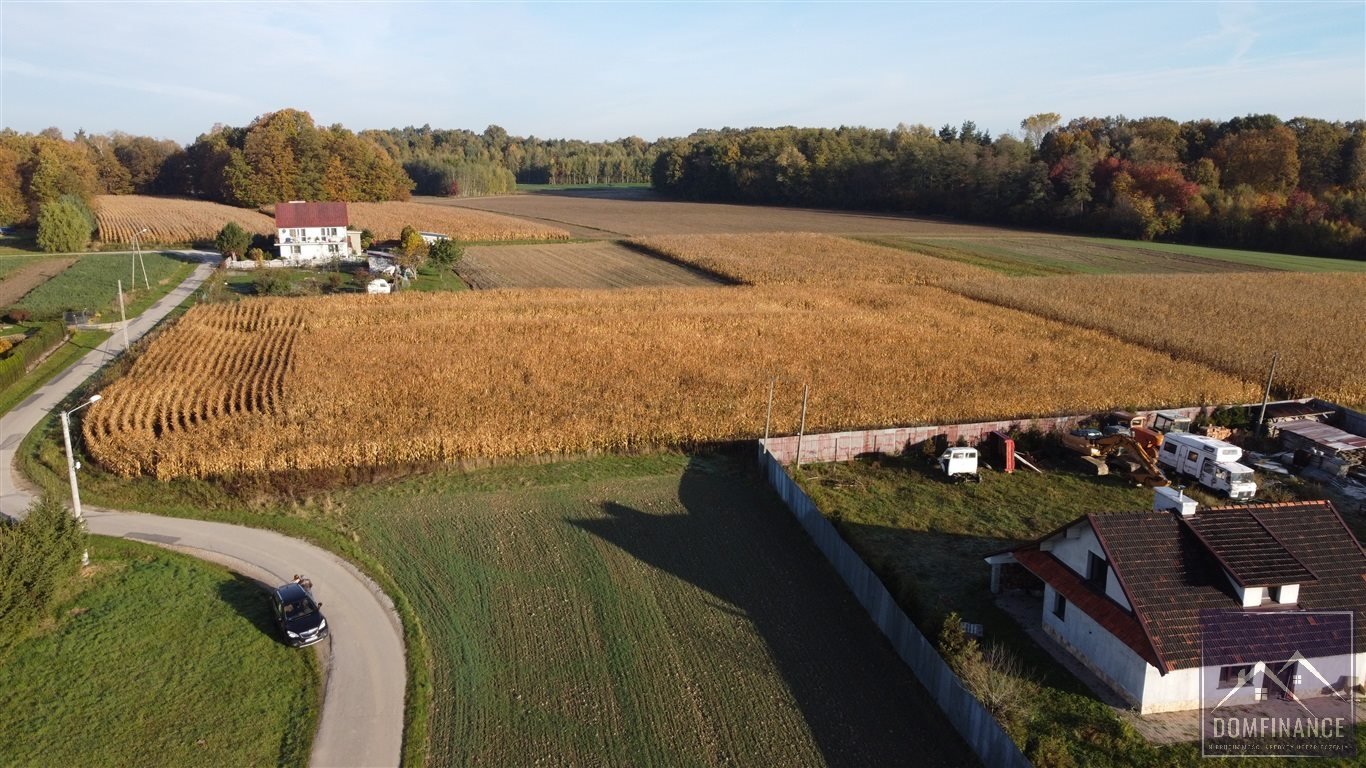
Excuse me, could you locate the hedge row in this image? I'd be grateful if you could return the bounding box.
[0,322,66,392]
[0,494,86,658]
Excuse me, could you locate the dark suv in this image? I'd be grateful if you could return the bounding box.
[269,581,329,647]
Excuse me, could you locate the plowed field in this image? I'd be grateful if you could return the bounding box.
[349,453,975,767]
[457,242,723,289]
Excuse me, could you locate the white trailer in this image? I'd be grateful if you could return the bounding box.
[1156,432,1257,500]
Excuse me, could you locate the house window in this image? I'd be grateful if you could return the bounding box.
[1086,552,1107,589]
[328,244,341,254]
[1052,592,1066,620]
[1219,664,1254,689]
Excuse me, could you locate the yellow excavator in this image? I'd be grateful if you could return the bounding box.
[1063,426,1170,487]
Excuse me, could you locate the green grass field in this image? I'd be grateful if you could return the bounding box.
[344,452,972,767]
[861,234,1366,276]
[14,252,192,320]
[516,182,651,192]
[0,536,319,767]
[27,440,975,767]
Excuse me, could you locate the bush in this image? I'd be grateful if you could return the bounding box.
[35,198,92,253]
[252,271,289,296]
[247,247,266,265]
[0,493,86,658]
[359,228,375,250]
[6,309,30,324]
[0,322,66,391]
[428,238,463,270]
[214,221,252,260]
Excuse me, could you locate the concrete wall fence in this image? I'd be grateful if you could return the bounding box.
[761,400,1356,466]
[759,449,1032,768]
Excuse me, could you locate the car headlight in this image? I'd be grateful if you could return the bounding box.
[317,620,326,631]
[287,631,300,638]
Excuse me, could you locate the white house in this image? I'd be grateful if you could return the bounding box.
[987,497,1366,714]
[419,231,449,245]
[275,201,362,263]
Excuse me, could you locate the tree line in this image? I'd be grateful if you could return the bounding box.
[651,114,1366,259]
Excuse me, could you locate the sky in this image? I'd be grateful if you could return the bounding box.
[1,1,1362,145]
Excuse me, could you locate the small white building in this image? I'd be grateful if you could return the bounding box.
[986,499,1366,714]
[419,232,449,245]
[275,201,357,263]
[366,279,392,295]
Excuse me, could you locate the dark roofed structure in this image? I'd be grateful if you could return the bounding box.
[1006,501,1366,673]
[1181,508,1315,587]
[275,201,348,229]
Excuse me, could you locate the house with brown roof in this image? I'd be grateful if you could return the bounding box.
[274,201,361,263]
[986,492,1366,714]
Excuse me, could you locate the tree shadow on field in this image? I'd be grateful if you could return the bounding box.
[215,572,281,642]
[568,453,978,768]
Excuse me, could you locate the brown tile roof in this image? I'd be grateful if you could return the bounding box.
[1183,509,1316,587]
[1013,548,1161,668]
[1012,501,1366,673]
[275,201,348,229]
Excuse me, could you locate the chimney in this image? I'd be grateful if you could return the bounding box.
[1154,486,1197,517]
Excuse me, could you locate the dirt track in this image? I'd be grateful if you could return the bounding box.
[0,258,77,306]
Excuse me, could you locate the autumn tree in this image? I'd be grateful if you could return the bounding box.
[427,238,463,271]
[1213,125,1300,193]
[1020,112,1061,148]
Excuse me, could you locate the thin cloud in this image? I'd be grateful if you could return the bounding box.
[1,58,245,106]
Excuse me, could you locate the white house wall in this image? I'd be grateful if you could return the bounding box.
[1044,525,1132,612]
[1041,583,1149,708]
[277,225,349,262]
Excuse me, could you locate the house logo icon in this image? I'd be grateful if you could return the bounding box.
[1201,610,1356,758]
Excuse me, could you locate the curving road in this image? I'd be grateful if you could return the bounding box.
[0,253,406,768]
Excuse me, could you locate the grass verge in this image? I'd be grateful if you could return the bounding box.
[18,412,432,768]
[0,536,319,767]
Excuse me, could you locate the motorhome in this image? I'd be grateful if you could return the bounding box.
[1156,432,1256,500]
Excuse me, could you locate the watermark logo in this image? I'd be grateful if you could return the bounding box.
[1201,609,1356,758]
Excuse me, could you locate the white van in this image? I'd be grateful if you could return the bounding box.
[1156,432,1256,500]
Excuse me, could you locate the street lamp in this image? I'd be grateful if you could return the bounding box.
[132,228,150,290]
[60,394,101,566]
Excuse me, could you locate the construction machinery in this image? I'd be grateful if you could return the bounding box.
[1065,426,1171,487]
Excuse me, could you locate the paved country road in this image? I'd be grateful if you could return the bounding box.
[0,253,407,768]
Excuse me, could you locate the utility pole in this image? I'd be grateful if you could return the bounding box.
[763,377,775,454]
[1255,351,1280,436]
[794,384,809,468]
[118,280,130,351]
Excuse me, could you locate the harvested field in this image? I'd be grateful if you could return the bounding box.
[633,233,990,286]
[0,257,77,306]
[458,242,722,289]
[94,195,276,244]
[84,286,1257,479]
[947,272,1366,405]
[340,201,570,242]
[429,191,1019,238]
[349,453,974,766]
[860,235,1338,276]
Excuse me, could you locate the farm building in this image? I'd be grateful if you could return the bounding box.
[986,497,1366,714]
[275,202,363,263]
[419,231,449,245]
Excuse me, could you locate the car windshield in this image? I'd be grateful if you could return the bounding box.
[1229,470,1252,483]
[283,599,316,619]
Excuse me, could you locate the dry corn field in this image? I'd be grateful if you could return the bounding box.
[84,286,1258,479]
[946,272,1366,405]
[458,242,722,289]
[632,233,990,286]
[94,195,276,244]
[329,202,570,242]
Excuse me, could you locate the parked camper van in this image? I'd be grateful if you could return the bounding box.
[1156,432,1256,500]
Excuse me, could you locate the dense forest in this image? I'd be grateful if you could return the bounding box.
[4,109,1364,258]
[653,114,1366,259]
